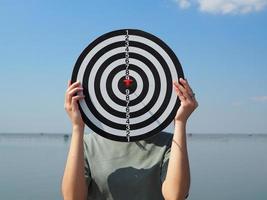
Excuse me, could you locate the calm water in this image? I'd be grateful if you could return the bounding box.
[0,133,266,200]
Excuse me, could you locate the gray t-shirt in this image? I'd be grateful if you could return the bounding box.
[83,131,173,200]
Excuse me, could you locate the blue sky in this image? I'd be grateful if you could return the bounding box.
[0,0,266,134]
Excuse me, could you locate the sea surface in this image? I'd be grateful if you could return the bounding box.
[0,133,266,200]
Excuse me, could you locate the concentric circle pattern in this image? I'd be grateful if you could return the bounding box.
[71,29,184,142]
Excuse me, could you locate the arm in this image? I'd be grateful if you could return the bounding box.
[61,81,88,200]
[162,78,198,200]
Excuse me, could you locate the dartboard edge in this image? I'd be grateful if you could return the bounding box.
[71,29,184,142]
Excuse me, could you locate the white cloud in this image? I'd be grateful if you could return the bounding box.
[198,0,267,14]
[251,96,267,102]
[173,0,267,14]
[175,0,191,9]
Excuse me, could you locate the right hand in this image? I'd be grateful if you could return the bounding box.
[64,80,85,128]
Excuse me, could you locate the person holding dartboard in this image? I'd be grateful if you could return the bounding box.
[61,29,198,200]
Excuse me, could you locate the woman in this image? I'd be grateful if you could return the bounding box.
[62,78,198,200]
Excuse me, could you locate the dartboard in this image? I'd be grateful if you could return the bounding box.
[71,29,184,142]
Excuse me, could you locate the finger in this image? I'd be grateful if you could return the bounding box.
[175,81,191,100]
[182,79,196,101]
[173,81,184,93]
[65,81,71,106]
[71,95,85,110]
[68,87,84,97]
[173,82,186,101]
[175,79,197,103]
[67,81,81,92]
[67,87,83,105]
[179,78,194,96]
[65,80,72,104]
[174,87,186,101]
[72,95,85,103]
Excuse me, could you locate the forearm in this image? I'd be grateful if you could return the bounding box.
[162,121,190,200]
[62,126,88,200]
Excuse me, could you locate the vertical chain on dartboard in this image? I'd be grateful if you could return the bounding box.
[125,30,131,142]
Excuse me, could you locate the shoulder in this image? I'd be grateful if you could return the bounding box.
[83,132,100,154]
[83,132,93,148]
[83,132,94,144]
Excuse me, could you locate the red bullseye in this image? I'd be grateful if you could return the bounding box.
[123,78,133,88]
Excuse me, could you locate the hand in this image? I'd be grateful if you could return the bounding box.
[173,78,198,123]
[64,80,85,129]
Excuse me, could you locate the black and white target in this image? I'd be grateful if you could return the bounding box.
[71,29,184,142]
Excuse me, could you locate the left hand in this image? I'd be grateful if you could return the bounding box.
[173,78,198,123]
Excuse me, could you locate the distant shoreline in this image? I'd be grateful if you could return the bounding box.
[0,132,266,137]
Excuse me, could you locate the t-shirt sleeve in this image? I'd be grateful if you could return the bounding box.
[160,139,171,183]
[83,138,92,186]
[160,137,189,199]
